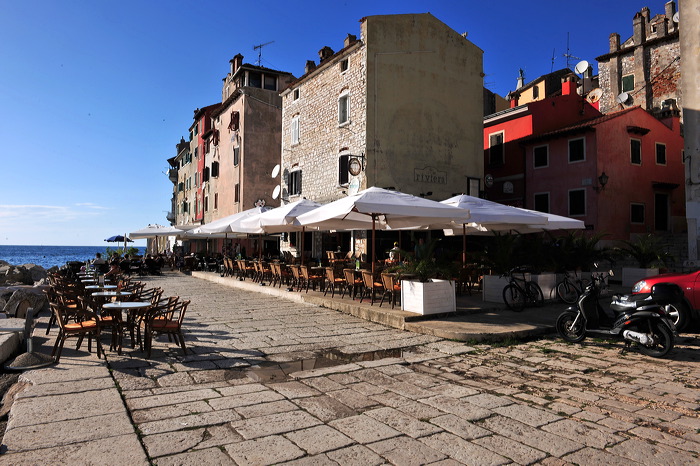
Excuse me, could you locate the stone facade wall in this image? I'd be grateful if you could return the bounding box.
[281,45,368,205]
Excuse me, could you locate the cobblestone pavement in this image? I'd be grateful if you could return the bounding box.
[6,272,700,464]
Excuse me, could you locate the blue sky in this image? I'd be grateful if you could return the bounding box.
[0,0,672,246]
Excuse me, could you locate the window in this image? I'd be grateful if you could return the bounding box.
[248,71,262,88]
[533,145,548,168]
[656,143,666,165]
[630,139,642,165]
[532,85,539,99]
[203,167,210,182]
[631,203,645,223]
[489,132,504,166]
[339,58,349,73]
[214,192,218,210]
[338,92,350,125]
[233,146,240,166]
[194,147,198,158]
[234,183,240,203]
[293,89,300,100]
[229,111,240,131]
[289,170,302,195]
[264,75,276,91]
[568,189,586,216]
[622,74,635,92]
[204,196,209,212]
[534,193,550,213]
[338,154,350,186]
[211,161,219,177]
[194,172,199,187]
[177,182,184,192]
[291,116,300,145]
[568,138,585,163]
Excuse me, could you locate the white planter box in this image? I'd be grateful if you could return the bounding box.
[482,275,513,303]
[532,273,557,301]
[622,267,659,287]
[401,279,456,315]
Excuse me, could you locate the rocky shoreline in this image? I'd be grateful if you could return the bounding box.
[0,261,54,318]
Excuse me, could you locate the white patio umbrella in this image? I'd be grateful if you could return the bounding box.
[190,207,269,235]
[297,187,470,274]
[438,195,549,266]
[239,199,321,265]
[129,224,195,239]
[442,208,585,237]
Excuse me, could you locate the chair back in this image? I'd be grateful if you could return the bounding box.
[300,265,310,281]
[171,299,190,326]
[361,270,375,289]
[343,269,357,284]
[325,267,336,283]
[290,265,301,281]
[381,273,396,291]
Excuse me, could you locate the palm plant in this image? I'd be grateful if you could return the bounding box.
[619,234,673,268]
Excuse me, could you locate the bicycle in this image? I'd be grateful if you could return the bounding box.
[556,270,589,304]
[502,267,544,311]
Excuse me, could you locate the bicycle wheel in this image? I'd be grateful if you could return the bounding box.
[556,280,579,304]
[526,282,544,307]
[503,284,526,311]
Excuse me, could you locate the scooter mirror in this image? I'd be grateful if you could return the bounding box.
[609,270,614,277]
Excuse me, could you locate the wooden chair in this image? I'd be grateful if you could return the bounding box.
[143,299,190,358]
[360,270,384,305]
[342,269,363,299]
[277,263,292,288]
[324,267,346,298]
[289,265,301,291]
[380,273,401,309]
[50,302,103,363]
[299,265,323,293]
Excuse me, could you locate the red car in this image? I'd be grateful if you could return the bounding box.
[632,271,699,331]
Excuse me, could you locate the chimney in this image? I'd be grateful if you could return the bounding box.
[344,34,357,48]
[609,33,620,53]
[561,77,577,95]
[516,68,525,90]
[305,60,317,74]
[665,1,677,32]
[657,18,669,37]
[633,12,646,45]
[230,54,244,74]
[318,46,334,62]
[508,92,520,108]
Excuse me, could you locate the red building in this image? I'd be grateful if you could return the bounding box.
[484,79,684,241]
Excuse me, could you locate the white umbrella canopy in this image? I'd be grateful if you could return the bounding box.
[441,195,547,227]
[239,199,321,234]
[442,208,585,236]
[190,207,269,235]
[129,224,195,239]
[297,187,471,274]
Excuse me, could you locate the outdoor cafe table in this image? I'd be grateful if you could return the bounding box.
[84,285,117,291]
[91,291,132,299]
[102,301,151,353]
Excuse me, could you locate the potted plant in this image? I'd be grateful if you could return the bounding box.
[388,239,458,315]
[618,234,672,287]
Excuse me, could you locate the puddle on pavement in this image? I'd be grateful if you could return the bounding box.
[245,347,410,383]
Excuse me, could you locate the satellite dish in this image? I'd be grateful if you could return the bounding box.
[272,185,281,200]
[271,164,280,178]
[616,92,630,104]
[673,11,679,23]
[574,60,589,75]
[586,88,603,104]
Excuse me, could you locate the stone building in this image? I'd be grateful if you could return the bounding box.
[596,1,681,118]
[279,13,484,257]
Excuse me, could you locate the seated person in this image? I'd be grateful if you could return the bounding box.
[119,256,131,275]
[92,253,106,265]
[105,262,122,280]
[144,254,160,274]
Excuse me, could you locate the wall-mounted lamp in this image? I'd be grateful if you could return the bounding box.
[593,172,609,192]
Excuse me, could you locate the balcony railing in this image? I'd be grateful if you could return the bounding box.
[168,168,178,182]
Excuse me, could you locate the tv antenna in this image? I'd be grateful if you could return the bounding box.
[563,33,580,70]
[253,40,274,66]
[550,48,556,73]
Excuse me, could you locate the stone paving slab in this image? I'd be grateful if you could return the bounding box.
[3,271,700,465]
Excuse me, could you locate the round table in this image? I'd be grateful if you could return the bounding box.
[91,291,132,299]
[85,285,118,291]
[102,301,152,354]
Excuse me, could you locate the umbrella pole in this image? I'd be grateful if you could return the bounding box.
[371,215,376,276]
[462,224,467,268]
[300,228,305,266]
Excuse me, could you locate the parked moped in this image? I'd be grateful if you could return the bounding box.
[556,268,678,358]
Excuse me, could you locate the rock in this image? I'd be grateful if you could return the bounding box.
[2,289,47,318]
[0,264,48,286]
[24,264,48,283]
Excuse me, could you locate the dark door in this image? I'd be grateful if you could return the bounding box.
[654,193,669,231]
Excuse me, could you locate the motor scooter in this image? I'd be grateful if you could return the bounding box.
[556,269,678,358]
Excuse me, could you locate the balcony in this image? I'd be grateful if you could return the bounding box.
[166,211,176,223]
[168,168,178,182]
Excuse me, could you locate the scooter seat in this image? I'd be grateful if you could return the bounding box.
[610,293,651,312]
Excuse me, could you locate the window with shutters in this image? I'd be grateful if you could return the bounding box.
[229,111,240,131]
[338,92,350,125]
[622,74,634,92]
[211,161,219,177]
[338,154,350,186]
[289,170,302,196]
[233,146,240,166]
[488,132,504,166]
[291,116,300,145]
[568,138,585,163]
[234,183,240,203]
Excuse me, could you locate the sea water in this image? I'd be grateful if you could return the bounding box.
[0,245,146,269]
